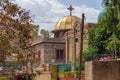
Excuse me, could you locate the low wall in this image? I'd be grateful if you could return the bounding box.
[35,72,51,80]
[57,78,84,80]
[58,72,84,78]
[85,61,120,80]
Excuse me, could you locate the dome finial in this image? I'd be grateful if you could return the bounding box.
[67,5,74,16]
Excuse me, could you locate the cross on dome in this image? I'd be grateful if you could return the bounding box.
[67,5,74,16]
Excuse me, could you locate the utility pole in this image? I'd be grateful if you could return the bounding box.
[78,13,84,80]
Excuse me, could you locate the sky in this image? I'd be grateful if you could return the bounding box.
[15,0,103,31]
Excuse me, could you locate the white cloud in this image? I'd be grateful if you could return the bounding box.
[15,0,101,31]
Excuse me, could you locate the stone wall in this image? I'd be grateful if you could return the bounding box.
[33,37,65,64]
[34,42,65,64]
[44,43,65,63]
[85,61,120,80]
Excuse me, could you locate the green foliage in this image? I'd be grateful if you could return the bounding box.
[40,29,53,38]
[82,27,97,61]
[88,27,95,45]
[84,0,120,62]
[83,47,97,62]
[101,0,120,55]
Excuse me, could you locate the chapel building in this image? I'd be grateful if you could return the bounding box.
[32,6,97,65]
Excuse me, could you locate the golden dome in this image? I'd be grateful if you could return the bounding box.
[55,16,81,30]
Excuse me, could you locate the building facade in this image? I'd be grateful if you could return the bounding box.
[32,15,97,65]
[65,23,97,63]
[32,37,65,64]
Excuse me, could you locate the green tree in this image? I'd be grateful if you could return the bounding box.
[40,29,53,38]
[102,0,120,57]
[84,0,120,61]
[83,27,97,61]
